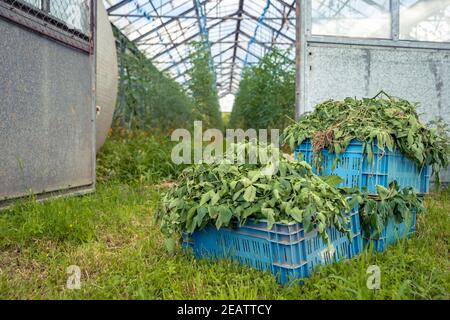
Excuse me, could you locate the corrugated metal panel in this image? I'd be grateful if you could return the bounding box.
[0,17,95,203]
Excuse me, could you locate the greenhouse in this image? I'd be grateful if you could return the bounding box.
[0,0,449,302]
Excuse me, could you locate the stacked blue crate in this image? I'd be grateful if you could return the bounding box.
[183,208,362,285]
[295,139,430,195]
[363,209,417,252]
[295,139,424,252]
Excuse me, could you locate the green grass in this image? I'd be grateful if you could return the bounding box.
[0,135,448,299]
[0,181,448,300]
[96,131,182,185]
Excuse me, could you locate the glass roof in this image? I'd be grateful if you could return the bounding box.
[104,0,450,101]
[103,0,297,98]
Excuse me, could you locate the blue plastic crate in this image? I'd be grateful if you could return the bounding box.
[363,209,417,252]
[183,209,362,285]
[294,139,430,195]
[304,211,362,275]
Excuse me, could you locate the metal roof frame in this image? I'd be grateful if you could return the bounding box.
[104,0,297,97]
[104,0,450,98]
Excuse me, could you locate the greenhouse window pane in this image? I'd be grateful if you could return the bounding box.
[311,0,391,38]
[16,0,90,34]
[400,0,450,42]
[22,0,41,8]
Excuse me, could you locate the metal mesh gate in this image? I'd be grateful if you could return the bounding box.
[0,0,92,52]
[0,0,96,205]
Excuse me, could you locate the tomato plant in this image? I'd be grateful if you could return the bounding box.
[187,42,224,131]
[229,48,295,131]
[114,28,194,133]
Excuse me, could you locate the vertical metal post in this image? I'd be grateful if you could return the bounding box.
[119,36,126,127]
[295,0,301,120]
[41,0,50,13]
[295,0,307,120]
[391,0,400,41]
[90,0,97,188]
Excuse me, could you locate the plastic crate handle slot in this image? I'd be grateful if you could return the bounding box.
[319,243,336,263]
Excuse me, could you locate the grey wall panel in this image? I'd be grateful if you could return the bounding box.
[0,18,94,201]
[306,44,450,123]
[305,43,450,183]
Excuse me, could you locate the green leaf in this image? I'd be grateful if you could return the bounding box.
[215,206,232,229]
[376,185,389,200]
[243,204,261,219]
[318,222,325,234]
[288,207,304,222]
[164,238,176,254]
[334,143,341,154]
[232,188,245,201]
[254,183,270,191]
[248,170,262,183]
[317,212,327,224]
[186,207,198,233]
[303,206,314,232]
[210,192,221,205]
[273,189,281,200]
[244,186,257,203]
[262,208,276,230]
[200,192,211,206]
[194,207,208,228]
[289,135,296,150]
[323,175,344,187]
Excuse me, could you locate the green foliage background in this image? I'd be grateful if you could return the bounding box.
[97,131,183,185]
[113,31,224,133]
[113,28,193,133]
[187,42,224,131]
[229,48,295,130]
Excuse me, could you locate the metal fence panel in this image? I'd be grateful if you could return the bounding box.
[0,0,91,52]
[0,0,95,205]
